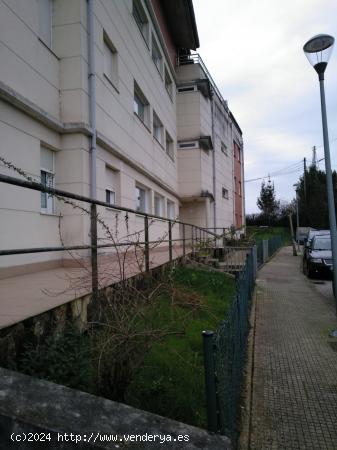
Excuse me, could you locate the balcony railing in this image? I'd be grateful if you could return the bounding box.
[177,53,228,111]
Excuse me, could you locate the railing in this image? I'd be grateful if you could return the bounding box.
[177,53,229,111]
[0,173,222,301]
[202,235,283,445]
[256,235,283,267]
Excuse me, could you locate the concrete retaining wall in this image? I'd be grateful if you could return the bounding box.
[0,367,232,449]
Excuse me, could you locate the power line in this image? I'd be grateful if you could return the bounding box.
[245,161,303,183]
[244,138,337,184]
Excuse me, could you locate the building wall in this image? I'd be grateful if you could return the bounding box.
[233,138,244,229]
[176,59,242,232]
[212,96,235,229]
[0,0,181,273]
[0,1,245,275]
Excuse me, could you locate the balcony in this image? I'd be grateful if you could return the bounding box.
[177,53,228,110]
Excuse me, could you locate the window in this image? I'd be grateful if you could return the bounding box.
[165,67,173,99]
[103,32,118,88]
[153,111,163,145]
[132,0,149,45]
[40,146,55,214]
[234,176,237,193]
[105,166,117,205]
[167,200,175,220]
[135,185,148,213]
[177,85,197,93]
[222,187,229,199]
[166,132,174,160]
[134,82,150,127]
[178,141,198,149]
[38,0,53,48]
[238,181,242,196]
[234,141,241,161]
[154,194,164,216]
[221,142,228,156]
[151,35,162,75]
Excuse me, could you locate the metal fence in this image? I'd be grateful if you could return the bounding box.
[202,235,283,445]
[256,235,283,268]
[0,173,228,301]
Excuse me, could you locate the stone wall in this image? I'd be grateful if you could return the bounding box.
[0,367,232,449]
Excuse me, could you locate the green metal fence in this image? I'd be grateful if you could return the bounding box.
[268,235,283,258]
[203,236,283,446]
[256,235,283,267]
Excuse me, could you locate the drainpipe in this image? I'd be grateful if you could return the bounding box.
[231,122,235,227]
[88,0,96,199]
[211,97,216,233]
[241,142,245,232]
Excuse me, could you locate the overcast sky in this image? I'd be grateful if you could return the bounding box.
[193,0,337,213]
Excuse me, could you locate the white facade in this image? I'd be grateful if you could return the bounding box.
[0,0,244,278]
[176,54,244,231]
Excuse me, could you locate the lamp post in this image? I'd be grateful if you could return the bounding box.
[303,34,337,308]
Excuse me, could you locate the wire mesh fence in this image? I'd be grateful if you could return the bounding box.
[203,235,283,446]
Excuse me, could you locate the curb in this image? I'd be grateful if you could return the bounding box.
[238,286,258,450]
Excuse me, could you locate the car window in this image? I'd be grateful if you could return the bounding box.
[312,238,331,250]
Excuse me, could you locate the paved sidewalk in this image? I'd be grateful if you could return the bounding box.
[250,246,337,450]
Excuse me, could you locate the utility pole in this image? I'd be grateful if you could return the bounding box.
[303,157,307,201]
[312,146,317,168]
[288,212,297,256]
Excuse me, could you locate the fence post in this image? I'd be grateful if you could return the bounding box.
[182,223,186,257]
[191,226,194,255]
[168,220,172,262]
[223,227,226,247]
[202,330,218,433]
[90,203,98,301]
[144,215,150,272]
[262,239,268,263]
[252,245,257,279]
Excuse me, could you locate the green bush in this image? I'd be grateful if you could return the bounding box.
[19,325,94,392]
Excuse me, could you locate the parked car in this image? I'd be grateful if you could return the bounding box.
[296,227,311,245]
[304,229,329,246]
[303,229,330,266]
[303,235,332,278]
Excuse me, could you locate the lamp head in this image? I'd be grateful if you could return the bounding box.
[303,34,334,76]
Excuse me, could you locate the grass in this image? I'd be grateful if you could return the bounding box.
[246,226,291,244]
[16,265,235,431]
[125,266,236,429]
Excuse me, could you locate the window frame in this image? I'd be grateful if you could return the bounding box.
[177,85,197,93]
[178,141,198,149]
[134,82,150,128]
[151,34,163,76]
[132,0,149,46]
[164,66,173,100]
[105,188,116,206]
[135,185,148,213]
[103,31,118,90]
[165,131,174,161]
[38,0,53,49]
[154,193,164,217]
[167,200,175,220]
[222,187,229,199]
[153,111,164,146]
[221,142,228,156]
[40,147,55,214]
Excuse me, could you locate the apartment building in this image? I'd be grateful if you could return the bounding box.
[176,53,244,231]
[0,0,244,278]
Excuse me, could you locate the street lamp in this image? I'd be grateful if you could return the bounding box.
[303,34,337,308]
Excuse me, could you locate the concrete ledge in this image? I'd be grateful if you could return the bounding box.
[0,367,232,449]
